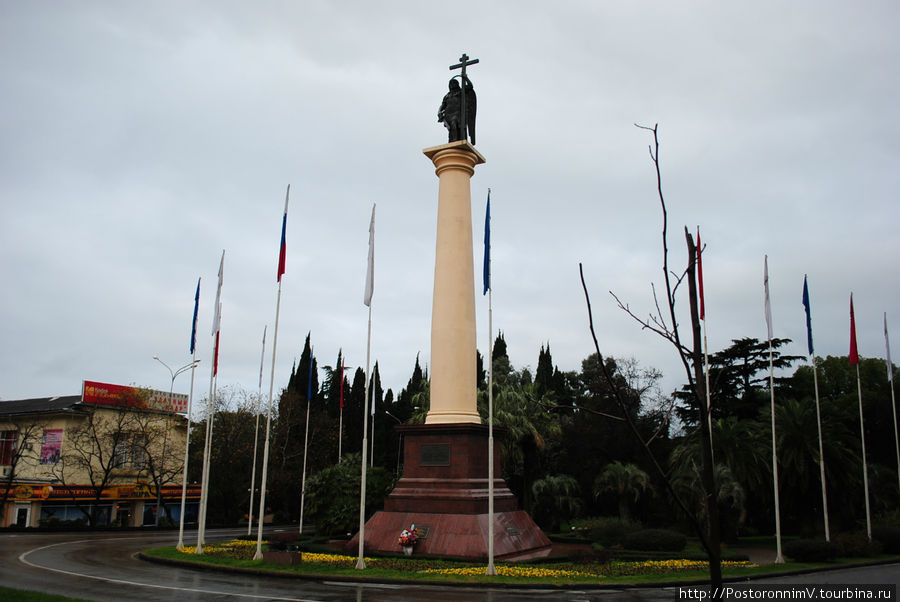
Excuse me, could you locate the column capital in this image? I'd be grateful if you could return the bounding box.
[423,140,486,176]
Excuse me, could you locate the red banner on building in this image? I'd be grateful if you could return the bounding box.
[82,380,188,414]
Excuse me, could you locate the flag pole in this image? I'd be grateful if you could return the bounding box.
[886,313,899,494]
[253,184,290,560]
[484,190,496,576]
[697,227,714,461]
[299,346,314,535]
[764,256,784,563]
[177,277,201,550]
[197,250,224,555]
[850,294,872,541]
[802,276,830,541]
[196,357,216,553]
[370,375,375,468]
[338,356,345,463]
[247,325,266,535]
[357,203,375,571]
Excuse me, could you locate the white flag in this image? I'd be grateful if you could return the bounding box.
[364,204,376,307]
[211,250,225,336]
[764,255,773,341]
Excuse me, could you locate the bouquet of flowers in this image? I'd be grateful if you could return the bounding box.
[398,524,419,547]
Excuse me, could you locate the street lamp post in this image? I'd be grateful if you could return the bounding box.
[384,411,404,476]
[152,356,200,529]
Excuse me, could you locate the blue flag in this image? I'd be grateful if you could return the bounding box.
[483,190,491,295]
[802,275,813,356]
[190,277,200,355]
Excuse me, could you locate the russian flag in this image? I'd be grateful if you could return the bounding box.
[278,185,289,282]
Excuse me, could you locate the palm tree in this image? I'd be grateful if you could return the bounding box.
[478,381,559,512]
[594,461,652,523]
[532,474,582,532]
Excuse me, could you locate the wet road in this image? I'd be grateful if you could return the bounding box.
[1,528,899,601]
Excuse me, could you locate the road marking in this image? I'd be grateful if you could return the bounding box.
[18,536,321,601]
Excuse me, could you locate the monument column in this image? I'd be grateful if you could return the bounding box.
[423,140,485,425]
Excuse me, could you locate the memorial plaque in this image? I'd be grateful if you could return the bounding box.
[421,444,451,466]
[506,526,521,537]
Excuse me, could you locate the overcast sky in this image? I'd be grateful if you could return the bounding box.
[2,1,898,408]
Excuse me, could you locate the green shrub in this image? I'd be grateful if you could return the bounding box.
[304,453,395,537]
[784,539,838,562]
[621,528,686,552]
[872,525,900,554]
[833,533,882,558]
[581,517,641,547]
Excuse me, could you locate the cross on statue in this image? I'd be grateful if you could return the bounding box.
[438,53,478,145]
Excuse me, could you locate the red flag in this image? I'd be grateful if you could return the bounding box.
[850,294,860,366]
[696,227,705,321]
[277,185,289,282]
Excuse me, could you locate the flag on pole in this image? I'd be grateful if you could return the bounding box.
[696,227,705,321]
[212,251,225,376]
[190,278,201,355]
[483,190,491,295]
[886,313,894,382]
[802,276,814,356]
[278,185,290,282]
[850,294,859,366]
[764,256,773,341]
[364,204,375,307]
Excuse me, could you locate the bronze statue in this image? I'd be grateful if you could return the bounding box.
[438,54,478,145]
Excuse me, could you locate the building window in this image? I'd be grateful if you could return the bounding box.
[112,434,147,470]
[0,430,16,466]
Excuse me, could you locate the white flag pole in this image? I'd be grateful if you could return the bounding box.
[485,190,496,576]
[764,256,784,564]
[338,357,345,463]
[176,353,198,550]
[697,228,714,461]
[811,353,830,542]
[850,295,872,541]
[197,250,224,555]
[178,278,201,550]
[357,203,375,571]
[253,184,290,560]
[886,313,899,494]
[856,362,873,542]
[247,325,266,535]
[370,375,376,468]
[299,346,314,535]
[804,276,830,541]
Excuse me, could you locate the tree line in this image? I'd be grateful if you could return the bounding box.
[190,330,899,542]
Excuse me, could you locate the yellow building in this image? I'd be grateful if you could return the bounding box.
[1,385,200,528]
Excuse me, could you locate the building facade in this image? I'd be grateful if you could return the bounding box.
[1,387,200,528]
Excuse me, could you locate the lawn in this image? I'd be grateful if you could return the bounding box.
[140,538,815,586]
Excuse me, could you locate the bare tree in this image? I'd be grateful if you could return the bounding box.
[49,407,138,526]
[0,420,45,523]
[580,123,722,589]
[133,411,187,525]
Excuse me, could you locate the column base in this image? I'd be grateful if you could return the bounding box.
[346,423,551,561]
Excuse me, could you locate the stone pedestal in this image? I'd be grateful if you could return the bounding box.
[346,424,551,560]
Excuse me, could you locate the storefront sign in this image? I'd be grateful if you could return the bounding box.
[82,380,188,413]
